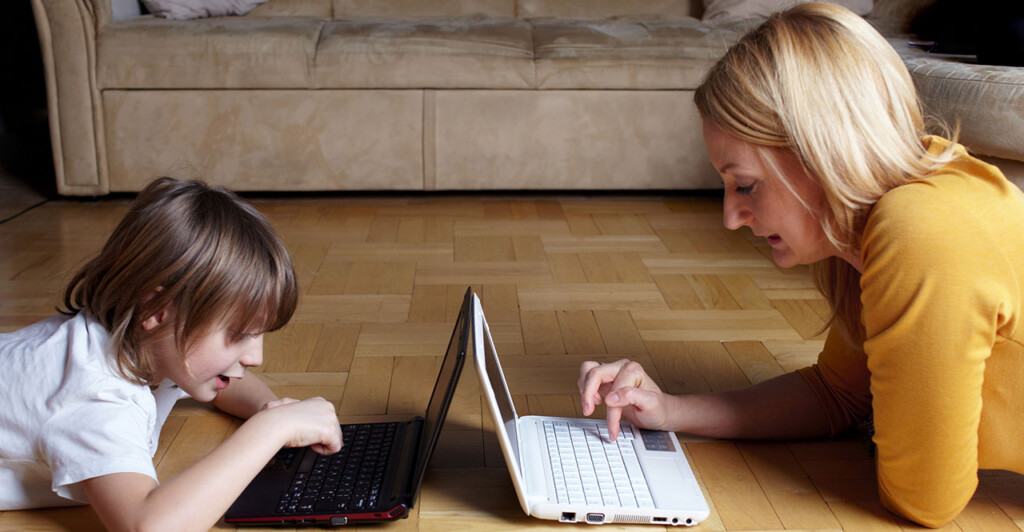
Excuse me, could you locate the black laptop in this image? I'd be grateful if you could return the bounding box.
[225,288,472,526]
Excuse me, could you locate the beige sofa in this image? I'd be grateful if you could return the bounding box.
[31,0,1024,195]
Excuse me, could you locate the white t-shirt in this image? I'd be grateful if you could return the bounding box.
[0,312,188,510]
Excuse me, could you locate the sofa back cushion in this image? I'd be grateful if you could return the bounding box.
[518,0,700,19]
[246,0,331,16]
[333,0,514,17]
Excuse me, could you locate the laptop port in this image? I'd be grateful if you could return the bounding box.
[653,517,668,523]
[586,513,604,523]
[560,512,576,522]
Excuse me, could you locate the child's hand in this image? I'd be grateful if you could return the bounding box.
[254,397,343,455]
[261,397,300,410]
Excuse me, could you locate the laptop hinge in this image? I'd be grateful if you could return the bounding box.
[393,418,424,499]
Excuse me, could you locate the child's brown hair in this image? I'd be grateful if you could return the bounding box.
[62,177,298,384]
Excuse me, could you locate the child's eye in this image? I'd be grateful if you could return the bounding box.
[233,331,260,342]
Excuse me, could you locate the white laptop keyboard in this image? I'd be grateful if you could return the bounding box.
[542,420,655,508]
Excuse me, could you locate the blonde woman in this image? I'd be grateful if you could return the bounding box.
[578,3,1024,527]
[0,178,342,530]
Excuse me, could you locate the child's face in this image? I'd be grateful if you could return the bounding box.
[150,321,265,402]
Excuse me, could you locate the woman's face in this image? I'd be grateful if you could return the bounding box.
[702,120,849,269]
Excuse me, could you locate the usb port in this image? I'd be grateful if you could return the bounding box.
[653,517,668,523]
[586,513,604,523]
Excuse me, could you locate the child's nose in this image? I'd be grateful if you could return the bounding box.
[240,335,264,368]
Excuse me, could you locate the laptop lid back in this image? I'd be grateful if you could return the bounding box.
[407,287,473,502]
[471,294,531,514]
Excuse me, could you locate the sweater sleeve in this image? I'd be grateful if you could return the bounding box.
[859,182,1012,528]
[796,327,872,436]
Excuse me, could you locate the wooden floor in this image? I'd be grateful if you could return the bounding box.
[1,193,1021,531]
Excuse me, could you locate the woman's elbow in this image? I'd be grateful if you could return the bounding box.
[879,483,971,528]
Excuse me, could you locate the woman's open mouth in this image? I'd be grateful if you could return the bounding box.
[766,234,782,245]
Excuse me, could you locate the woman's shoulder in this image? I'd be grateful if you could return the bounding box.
[871,140,1022,228]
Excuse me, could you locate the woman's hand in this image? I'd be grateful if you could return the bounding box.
[256,396,343,455]
[578,359,675,440]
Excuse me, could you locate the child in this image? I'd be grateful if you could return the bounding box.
[579,3,1024,528]
[0,177,343,530]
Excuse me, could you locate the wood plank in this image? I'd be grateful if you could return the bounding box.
[687,442,785,530]
[306,323,360,372]
[518,283,668,311]
[521,310,566,355]
[593,310,647,355]
[738,442,842,529]
[338,357,393,415]
[556,310,606,355]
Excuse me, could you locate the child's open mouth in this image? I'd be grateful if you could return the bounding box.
[216,375,230,389]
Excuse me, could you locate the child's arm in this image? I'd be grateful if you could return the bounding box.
[80,397,342,532]
[211,368,279,419]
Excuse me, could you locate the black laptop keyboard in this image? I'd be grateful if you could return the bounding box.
[275,422,399,515]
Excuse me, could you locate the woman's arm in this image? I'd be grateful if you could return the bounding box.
[81,397,342,532]
[668,371,832,439]
[579,359,832,440]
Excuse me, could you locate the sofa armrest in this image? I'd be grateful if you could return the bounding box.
[31,0,108,195]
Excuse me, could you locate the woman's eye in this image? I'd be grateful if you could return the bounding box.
[735,184,754,195]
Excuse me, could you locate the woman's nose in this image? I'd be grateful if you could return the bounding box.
[722,193,752,230]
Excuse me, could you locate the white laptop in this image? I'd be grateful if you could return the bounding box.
[470,294,710,526]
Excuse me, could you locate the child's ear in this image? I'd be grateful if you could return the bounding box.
[140,306,171,331]
[140,287,169,331]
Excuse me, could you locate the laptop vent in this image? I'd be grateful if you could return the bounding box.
[614,514,648,524]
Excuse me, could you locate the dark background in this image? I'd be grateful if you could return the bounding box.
[1,1,56,196]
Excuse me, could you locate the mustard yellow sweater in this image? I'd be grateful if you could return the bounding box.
[797,137,1024,528]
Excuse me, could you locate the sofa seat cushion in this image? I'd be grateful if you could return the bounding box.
[314,16,535,88]
[98,17,325,89]
[533,17,741,89]
[896,44,1024,162]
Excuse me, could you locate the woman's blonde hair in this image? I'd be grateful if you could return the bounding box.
[62,177,298,385]
[694,2,958,342]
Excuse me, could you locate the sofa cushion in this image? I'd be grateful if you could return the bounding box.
[433,90,720,189]
[900,49,1024,162]
[701,0,872,23]
[98,17,324,89]
[518,0,699,18]
[533,17,740,89]
[246,0,332,17]
[103,89,425,191]
[314,16,534,89]
[332,0,514,17]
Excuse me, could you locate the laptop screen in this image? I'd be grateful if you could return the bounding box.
[409,287,472,498]
[480,316,520,472]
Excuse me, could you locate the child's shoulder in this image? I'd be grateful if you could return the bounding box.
[1,313,75,345]
[1,312,117,379]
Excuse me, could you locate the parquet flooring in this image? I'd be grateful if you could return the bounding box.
[1,193,1021,531]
